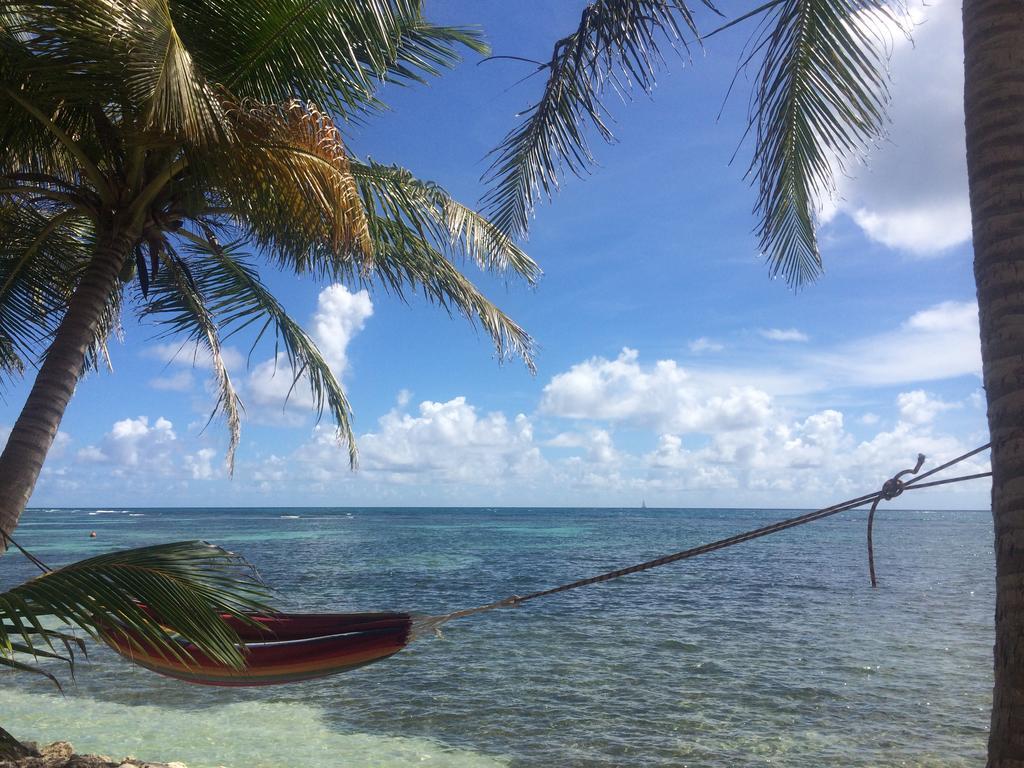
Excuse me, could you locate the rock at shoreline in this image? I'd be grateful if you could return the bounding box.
[0,742,187,768]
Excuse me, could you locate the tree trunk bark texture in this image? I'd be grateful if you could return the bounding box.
[0,231,132,548]
[963,0,1024,764]
[0,726,35,760]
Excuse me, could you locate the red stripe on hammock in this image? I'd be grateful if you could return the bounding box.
[105,612,413,686]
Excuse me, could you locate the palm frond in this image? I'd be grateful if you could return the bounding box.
[0,653,64,689]
[0,202,90,379]
[0,541,272,682]
[200,99,372,269]
[149,234,359,468]
[174,0,485,118]
[361,217,535,371]
[481,0,714,239]
[351,159,541,283]
[141,244,243,471]
[747,0,902,286]
[374,17,489,87]
[127,0,229,143]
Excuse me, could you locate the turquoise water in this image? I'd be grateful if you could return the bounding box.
[1,507,993,767]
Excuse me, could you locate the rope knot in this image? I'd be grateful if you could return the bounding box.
[880,477,904,500]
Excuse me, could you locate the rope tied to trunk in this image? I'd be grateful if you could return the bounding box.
[419,443,992,635]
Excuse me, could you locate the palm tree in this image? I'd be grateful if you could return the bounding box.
[0,0,539,739]
[479,0,1022,764]
[0,0,539,544]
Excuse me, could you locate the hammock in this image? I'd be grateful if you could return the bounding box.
[18,446,991,687]
[103,611,415,686]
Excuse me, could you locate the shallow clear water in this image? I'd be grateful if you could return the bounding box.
[1,507,993,767]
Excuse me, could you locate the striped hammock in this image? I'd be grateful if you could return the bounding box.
[103,612,413,686]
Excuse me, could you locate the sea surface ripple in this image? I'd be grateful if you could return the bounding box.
[0,507,993,767]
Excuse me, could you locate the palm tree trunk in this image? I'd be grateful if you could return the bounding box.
[0,229,132,549]
[963,1,1024,764]
[0,726,34,760]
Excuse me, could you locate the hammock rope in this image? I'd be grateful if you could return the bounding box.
[420,443,993,632]
[1,444,993,686]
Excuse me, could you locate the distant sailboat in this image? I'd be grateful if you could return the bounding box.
[641,498,647,509]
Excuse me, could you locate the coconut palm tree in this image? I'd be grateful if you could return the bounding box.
[0,0,539,725]
[479,0,1022,764]
[0,0,539,543]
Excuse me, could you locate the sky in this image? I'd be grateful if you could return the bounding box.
[1,0,990,510]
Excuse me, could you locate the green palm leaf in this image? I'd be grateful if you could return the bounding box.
[481,0,713,240]
[144,235,359,468]
[0,540,272,684]
[141,244,244,471]
[0,202,91,378]
[128,0,229,143]
[351,159,541,284]
[361,216,535,371]
[174,0,486,118]
[748,0,900,286]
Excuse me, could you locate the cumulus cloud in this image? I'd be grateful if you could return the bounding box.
[642,394,987,502]
[821,0,970,254]
[358,397,542,482]
[77,416,177,472]
[541,348,776,433]
[896,390,959,425]
[277,396,545,490]
[548,429,619,464]
[310,285,373,374]
[758,328,809,343]
[184,448,218,480]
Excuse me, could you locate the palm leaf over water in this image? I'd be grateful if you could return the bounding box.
[0,540,272,686]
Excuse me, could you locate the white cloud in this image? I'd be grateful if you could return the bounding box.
[547,429,619,464]
[184,448,218,480]
[310,284,373,375]
[642,394,987,502]
[540,348,776,433]
[77,416,177,471]
[822,0,970,254]
[758,328,809,343]
[279,396,545,490]
[896,390,959,425]
[689,337,724,353]
[816,300,980,387]
[358,397,542,482]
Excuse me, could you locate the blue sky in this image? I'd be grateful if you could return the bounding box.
[2,0,989,509]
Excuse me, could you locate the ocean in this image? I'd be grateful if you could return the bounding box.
[0,506,993,767]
